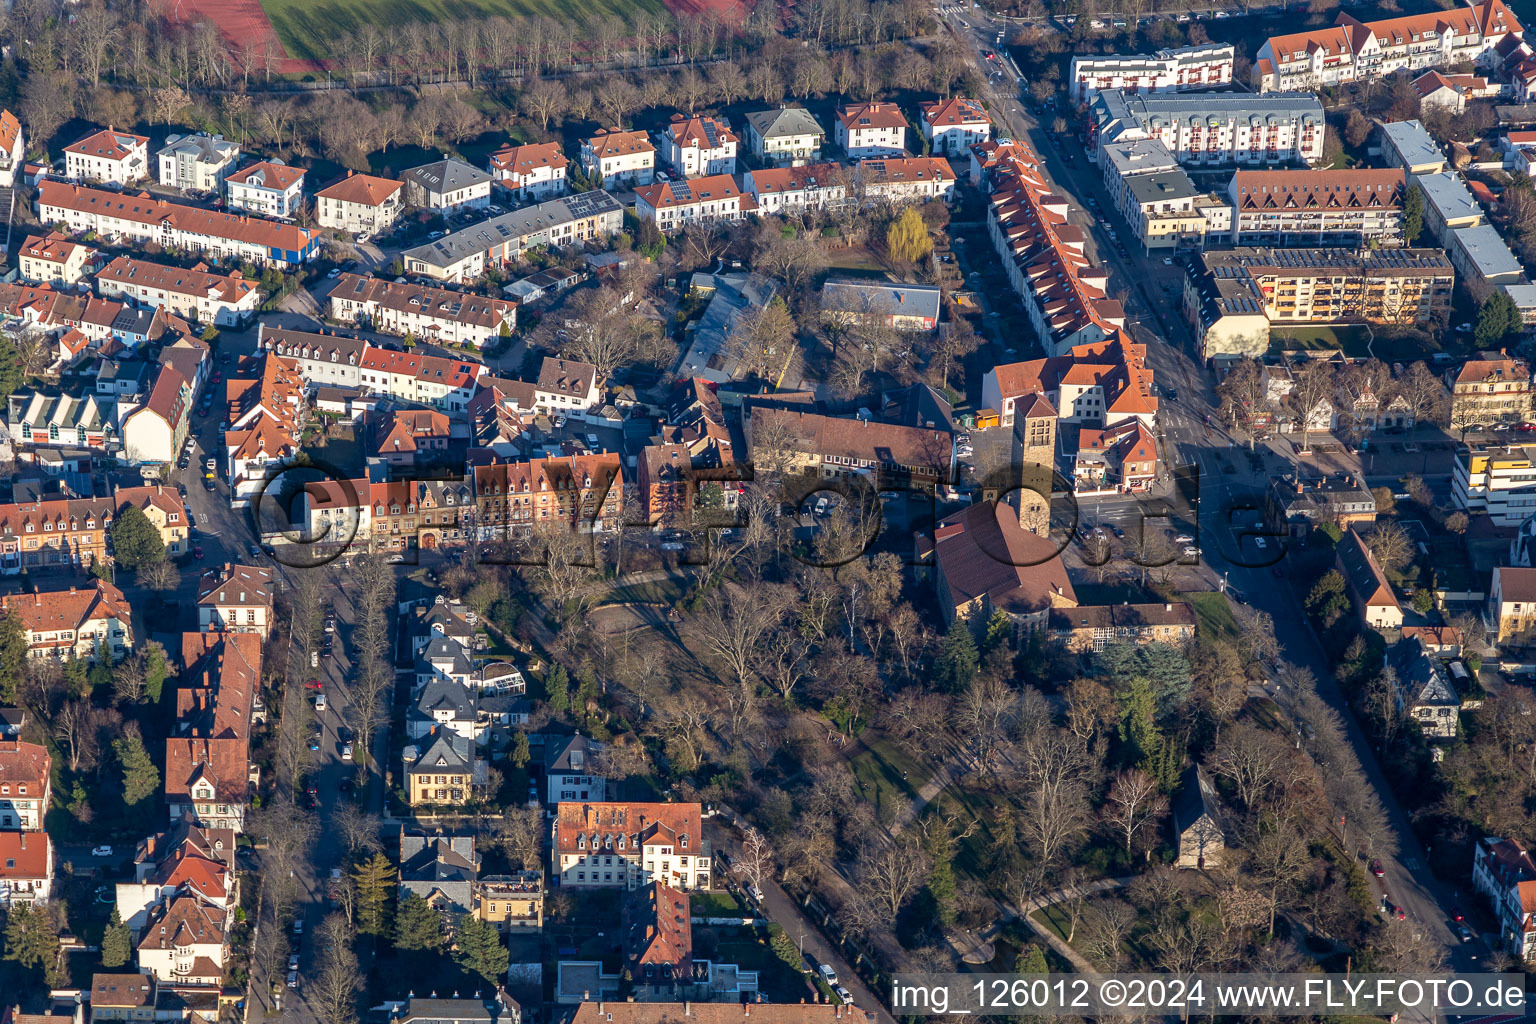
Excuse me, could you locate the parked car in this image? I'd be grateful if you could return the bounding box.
[1369,859,1385,877]
[288,955,299,971]
[91,845,113,857]
[287,971,299,989]
[748,884,764,902]
[293,919,304,936]
[305,680,324,691]
[836,987,853,1005]
[818,964,838,986]
[314,694,327,712]
[341,743,354,761]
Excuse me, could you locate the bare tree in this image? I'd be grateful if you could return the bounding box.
[311,913,361,1024]
[332,803,383,857]
[737,826,774,891]
[490,805,543,870]
[1101,769,1168,858]
[854,836,928,917]
[687,586,783,690]
[1208,723,1300,811]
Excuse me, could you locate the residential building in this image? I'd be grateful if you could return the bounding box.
[635,175,757,231]
[38,181,321,268]
[835,102,908,159]
[1253,1,1522,93]
[472,453,624,537]
[402,158,493,213]
[0,579,132,662]
[120,364,192,465]
[1377,119,1447,175]
[919,98,991,156]
[859,156,958,203]
[487,142,569,202]
[399,829,478,916]
[1336,380,1416,432]
[96,256,260,327]
[223,353,305,505]
[6,390,112,452]
[1416,171,1484,245]
[0,496,115,575]
[90,974,157,1021]
[676,272,781,384]
[370,408,451,466]
[328,273,516,349]
[64,126,149,186]
[1050,601,1196,653]
[986,152,1126,356]
[295,476,472,556]
[820,279,940,331]
[743,108,825,166]
[1387,634,1461,739]
[930,499,1077,631]
[1184,247,1454,361]
[1450,351,1532,430]
[0,740,49,830]
[18,231,98,287]
[0,830,52,904]
[258,325,367,390]
[1069,42,1236,104]
[983,335,1156,432]
[1455,444,1536,526]
[163,630,260,832]
[1173,765,1225,869]
[581,129,656,189]
[357,346,482,412]
[390,998,502,1024]
[196,563,274,637]
[1490,565,1536,642]
[155,133,239,192]
[474,871,543,932]
[533,356,602,411]
[743,405,952,485]
[1450,224,1527,300]
[314,172,404,235]
[404,728,481,807]
[1271,472,1378,529]
[1414,70,1500,113]
[135,894,225,985]
[115,484,188,556]
[660,114,739,177]
[1074,418,1160,491]
[546,734,607,805]
[410,676,477,743]
[0,110,23,188]
[1099,141,1209,253]
[224,160,306,220]
[553,801,709,890]
[115,818,236,930]
[1228,168,1405,246]
[1472,835,1536,960]
[1335,526,1403,630]
[400,190,623,282]
[1089,90,1325,166]
[744,163,850,215]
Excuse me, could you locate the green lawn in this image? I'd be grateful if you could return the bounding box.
[600,575,689,607]
[848,736,929,823]
[1269,324,1373,356]
[260,0,670,64]
[691,891,742,916]
[1176,590,1238,640]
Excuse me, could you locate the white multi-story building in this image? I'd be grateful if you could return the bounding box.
[1454,444,1536,527]
[156,133,240,193]
[96,256,260,326]
[1473,836,1536,961]
[0,580,133,663]
[314,172,404,235]
[38,181,320,267]
[743,108,825,167]
[581,130,655,189]
[0,110,24,189]
[1070,43,1236,105]
[1254,1,1522,93]
[1227,168,1406,246]
[919,98,991,157]
[835,102,908,159]
[635,175,757,231]
[400,191,624,283]
[1090,90,1325,167]
[196,563,275,637]
[329,272,517,349]
[553,802,709,891]
[488,142,568,203]
[225,161,306,220]
[401,158,493,213]
[64,126,149,187]
[17,231,98,287]
[659,115,739,178]
[0,831,52,905]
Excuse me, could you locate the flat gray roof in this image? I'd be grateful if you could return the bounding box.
[1380,120,1444,169]
[1453,224,1524,280]
[1415,171,1480,224]
[402,190,622,269]
[1124,169,1200,205]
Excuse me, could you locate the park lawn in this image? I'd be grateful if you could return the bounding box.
[600,575,689,607]
[260,0,670,64]
[1176,590,1238,640]
[691,891,742,916]
[849,736,930,823]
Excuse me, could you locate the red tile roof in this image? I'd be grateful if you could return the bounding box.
[635,174,750,211]
[933,500,1076,617]
[666,114,738,148]
[555,801,702,855]
[0,580,130,637]
[315,171,402,207]
[488,141,566,175]
[837,101,908,130]
[97,255,259,305]
[585,129,655,159]
[1231,168,1404,211]
[225,160,305,190]
[38,181,319,253]
[921,98,990,128]
[0,830,49,880]
[65,126,147,161]
[0,740,49,793]
[0,110,21,154]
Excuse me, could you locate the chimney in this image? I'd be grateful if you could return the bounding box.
[684,1003,692,1018]
[1165,603,1172,611]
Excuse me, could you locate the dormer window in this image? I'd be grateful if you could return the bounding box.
[680,834,689,848]
[578,835,586,849]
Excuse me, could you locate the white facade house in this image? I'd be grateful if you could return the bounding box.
[0,831,52,905]
[659,115,739,178]
[1090,90,1326,167]
[328,273,517,349]
[0,110,25,189]
[1473,836,1536,961]
[225,161,306,220]
[581,130,655,190]
[120,365,192,466]
[835,102,909,159]
[919,98,991,157]
[743,108,825,167]
[17,232,97,287]
[196,564,275,638]
[314,172,404,235]
[64,127,149,187]
[156,133,240,192]
[1070,43,1236,104]
[402,158,493,213]
[488,142,569,203]
[95,256,261,327]
[553,802,710,891]
[635,175,757,231]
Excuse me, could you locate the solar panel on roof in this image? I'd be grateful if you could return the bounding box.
[702,121,719,147]
[672,180,693,201]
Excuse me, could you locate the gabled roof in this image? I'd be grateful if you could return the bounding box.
[0,739,49,790]
[837,101,908,130]
[402,158,492,195]
[0,580,131,635]
[585,129,654,158]
[137,893,225,949]
[407,729,474,774]
[196,563,274,608]
[666,113,738,149]
[225,160,305,191]
[1336,526,1399,611]
[488,141,567,175]
[625,882,692,973]
[0,109,21,153]
[932,500,1076,617]
[38,181,319,252]
[554,801,702,854]
[921,97,990,128]
[635,174,750,211]
[0,831,48,879]
[65,126,147,161]
[1231,168,1404,211]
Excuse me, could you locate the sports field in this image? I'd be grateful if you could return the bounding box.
[258,0,673,66]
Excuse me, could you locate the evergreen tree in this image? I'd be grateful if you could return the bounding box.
[63,658,89,699]
[1476,289,1521,351]
[510,732,531,769]
[115,734,159,807]
[101,909,131,968]
[927,857,958,927]
[0,609,24,704]
[1402,184,1424,244]
[981,608,1013,656]
[110,505,165,569]
[932,620,979,693]
[547,662,571,712]
[352,853,395,937]
[1014,943,1050,975]
[4,902,58,971]
[393,891,443,951]
[143,642,168,703]
[452,914,509,984]
[770,927,800,967]
[88,646,114,693]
